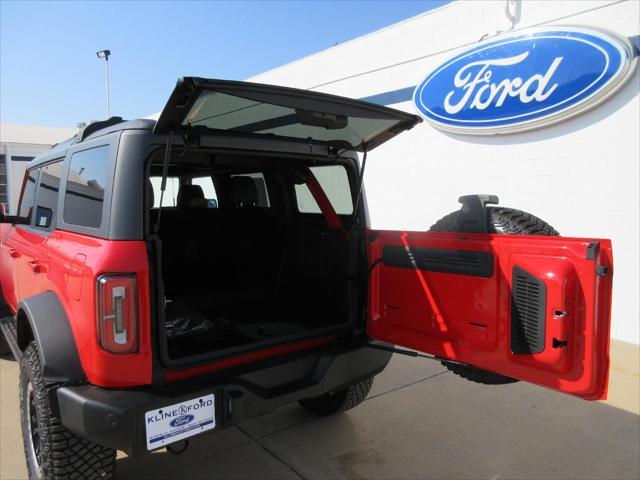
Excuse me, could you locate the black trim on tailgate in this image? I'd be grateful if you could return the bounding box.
[382,245,494,278]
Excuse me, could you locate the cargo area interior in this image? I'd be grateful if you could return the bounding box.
[147,149,356,364]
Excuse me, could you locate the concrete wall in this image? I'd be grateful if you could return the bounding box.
[249,0,640,344]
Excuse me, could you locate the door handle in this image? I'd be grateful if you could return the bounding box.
[28,261,44,274]
[9,248,21,258]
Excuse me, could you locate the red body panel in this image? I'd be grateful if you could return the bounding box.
[368,230,613,400]
[1,224,21,310]
[1,227,153,387]
[15,228,49,300]
[43,231,153,387]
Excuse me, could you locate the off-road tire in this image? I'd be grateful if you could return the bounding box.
[0,331,10,355]
[19,341,116,480]
[430,207,559,237]
[430,206,560,385]
[299,377,374,416]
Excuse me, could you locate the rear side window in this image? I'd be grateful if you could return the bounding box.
[191,176,219,208]
[64,146,110,228]
[150,176,180,207]
[34,160,64,229]
[295,165,353,215]
[18,169,38,220]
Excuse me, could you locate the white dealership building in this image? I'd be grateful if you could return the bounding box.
[2,0,638,350]
[249,0,640,347]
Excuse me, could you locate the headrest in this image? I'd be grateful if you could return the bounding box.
[177,184,207,208]
[230,176,258,208]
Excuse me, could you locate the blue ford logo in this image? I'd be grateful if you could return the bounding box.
[170,415,194,428]
[413,26,636,134]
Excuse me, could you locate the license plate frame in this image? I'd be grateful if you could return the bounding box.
[144,394,216,450]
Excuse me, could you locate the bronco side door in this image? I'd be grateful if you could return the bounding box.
[0,169,39,307]
[367,230,613,400]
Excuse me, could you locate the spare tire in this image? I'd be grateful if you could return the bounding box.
[429,206,559,385]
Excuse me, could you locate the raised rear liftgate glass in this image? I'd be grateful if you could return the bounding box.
[185,91,401,148]
[154,78,421,151]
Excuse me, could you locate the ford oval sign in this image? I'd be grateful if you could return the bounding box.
[413,26,637,134]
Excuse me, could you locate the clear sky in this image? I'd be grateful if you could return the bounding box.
[1,0,450,128]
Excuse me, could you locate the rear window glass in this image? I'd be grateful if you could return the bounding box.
[295,165,353,215]
[64,145,110,228]
[34,160,64,229]
[184,91,400,149]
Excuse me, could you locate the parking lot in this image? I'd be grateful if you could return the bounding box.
[1,343,638,480]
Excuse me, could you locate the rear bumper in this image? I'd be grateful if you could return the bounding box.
[54,345,391,457]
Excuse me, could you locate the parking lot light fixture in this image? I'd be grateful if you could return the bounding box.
[96,50,111,117]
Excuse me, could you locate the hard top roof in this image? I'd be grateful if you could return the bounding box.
[28,118,156,168]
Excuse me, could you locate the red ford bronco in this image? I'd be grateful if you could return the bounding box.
[0,78,613,479]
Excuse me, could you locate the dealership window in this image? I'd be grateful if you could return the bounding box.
[295,165,353,215]
[17,169,38,220]
[34,160,64,230]
[0,155,6,208]
[64,145,110,228]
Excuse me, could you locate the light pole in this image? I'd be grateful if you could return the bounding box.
[96,50,111,118]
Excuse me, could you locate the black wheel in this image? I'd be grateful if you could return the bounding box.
[19,342,116,480]
[430,206,560,385]
[299,377,374,416]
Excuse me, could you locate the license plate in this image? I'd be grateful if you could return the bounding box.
[145,394,216,450]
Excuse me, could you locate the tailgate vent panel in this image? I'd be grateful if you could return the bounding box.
[511,266,546,354]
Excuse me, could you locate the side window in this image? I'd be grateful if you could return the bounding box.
[231,173,270,207]
[295,165,353,215]
[191,176,218,208]
[17,169,38,220]
[150,176,180,207]
[64,145,110,229]
[34,160,64,230]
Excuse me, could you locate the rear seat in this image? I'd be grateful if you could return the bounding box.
[158,177,281,303]
[221,176,280,290]
[158,184,223,296]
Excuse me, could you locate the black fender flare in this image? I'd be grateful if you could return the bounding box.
[17,292,85,383]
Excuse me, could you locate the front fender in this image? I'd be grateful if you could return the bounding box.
[17,292,85,383]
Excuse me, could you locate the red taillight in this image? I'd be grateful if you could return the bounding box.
[97,274,138,354]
